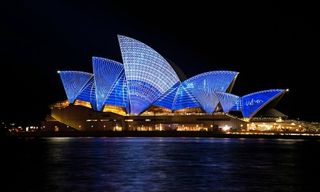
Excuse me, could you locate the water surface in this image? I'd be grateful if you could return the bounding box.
[2,137,320,191]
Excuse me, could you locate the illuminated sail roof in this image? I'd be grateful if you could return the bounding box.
[153,83,180,110]
[118,35,180,114]
[184,71,238,113]
[153,71,237,112]
[215,92,240,113]
[92,57,124,111]
[240,89,285,118]
[75,77,97,110]
[58,71,93,103]
[58,35,286,118]
[173,83,201,110]
[104,71,129,110]
[153,82,202,111]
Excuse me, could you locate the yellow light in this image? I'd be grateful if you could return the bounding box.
[103,105,126,115]
[222,125,231,132]
[74,100,92,108]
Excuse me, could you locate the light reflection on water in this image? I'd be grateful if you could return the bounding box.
[3,137,320,191]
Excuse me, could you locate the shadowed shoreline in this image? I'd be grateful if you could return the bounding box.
[6,131,320,140]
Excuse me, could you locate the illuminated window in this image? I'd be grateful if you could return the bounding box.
[102,105,126,116]
[74,100,92,108]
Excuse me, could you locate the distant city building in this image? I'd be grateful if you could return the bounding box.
[47,35,288,131]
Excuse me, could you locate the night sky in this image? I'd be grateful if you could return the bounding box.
[2,0,318,122]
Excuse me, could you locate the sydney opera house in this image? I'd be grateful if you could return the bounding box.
[45,35,288,131]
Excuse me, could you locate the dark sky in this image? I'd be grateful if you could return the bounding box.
[1,0,318,122]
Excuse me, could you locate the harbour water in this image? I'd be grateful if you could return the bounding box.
[2,137,320,191]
